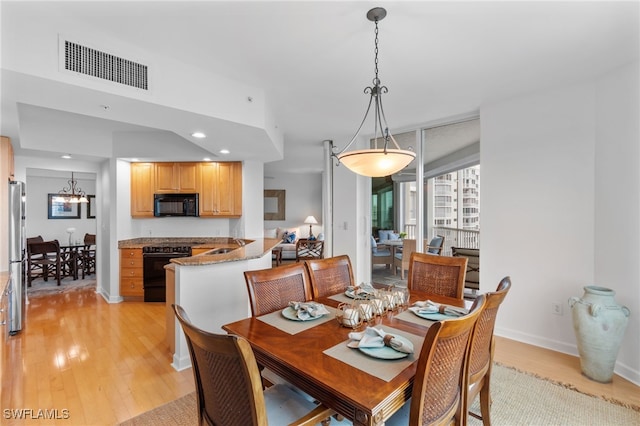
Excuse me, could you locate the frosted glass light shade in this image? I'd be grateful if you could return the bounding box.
[337,149,416,177]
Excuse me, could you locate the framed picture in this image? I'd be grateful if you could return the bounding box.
[48,194,81,219]
[87,195,96,218]
[264,190,285,220]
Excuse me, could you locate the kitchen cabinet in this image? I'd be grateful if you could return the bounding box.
[191,247,210,256]
[1,136,14,181]
[198,162,242,217]
[155,162,198,193]
[119,248,143,298]
[130,162,155,218]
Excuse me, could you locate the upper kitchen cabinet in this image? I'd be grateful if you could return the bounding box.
[130,162,155,218]
[1,136,15,182]
[155,162,198,193]
[198,162,242,217]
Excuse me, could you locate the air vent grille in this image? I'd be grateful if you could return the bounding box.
[64,40,148,90]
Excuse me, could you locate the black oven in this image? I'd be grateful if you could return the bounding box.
[142,246,191,302]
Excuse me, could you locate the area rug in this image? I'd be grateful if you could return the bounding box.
[26,276,96,298]
[118,364,639,425]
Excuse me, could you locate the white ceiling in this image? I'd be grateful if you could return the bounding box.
[1,1,638,173]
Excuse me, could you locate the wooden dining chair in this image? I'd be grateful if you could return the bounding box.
[407,252,468,300]
[305,255,355,299]
[81,233,96,278]
[386,294,487,426]
[464,276,511,426]
[244,263,313,316]
[27,240,62,286]
[172,304,336,426]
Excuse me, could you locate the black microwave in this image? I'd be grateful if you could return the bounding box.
[154,193,199,217]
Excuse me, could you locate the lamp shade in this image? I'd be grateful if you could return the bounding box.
[304,216,318,225]
[337,149,416,178]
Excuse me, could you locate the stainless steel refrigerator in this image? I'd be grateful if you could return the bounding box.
[7,180,26,334]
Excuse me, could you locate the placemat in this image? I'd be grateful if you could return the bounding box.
[257,305,337,335]
[394,309,437,327]
[328,293,354,304]
[323,326,424,382]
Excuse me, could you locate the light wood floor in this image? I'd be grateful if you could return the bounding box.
[2,287,638,425]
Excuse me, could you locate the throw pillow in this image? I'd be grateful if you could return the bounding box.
[378,230,394,241]
[283,232,297,244]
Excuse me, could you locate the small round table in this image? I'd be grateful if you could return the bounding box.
[272,246,283,266]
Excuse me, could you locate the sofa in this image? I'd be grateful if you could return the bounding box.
[265,227,324,261]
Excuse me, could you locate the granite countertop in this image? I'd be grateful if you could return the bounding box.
[118,237,281,266]
[118,236,247,249]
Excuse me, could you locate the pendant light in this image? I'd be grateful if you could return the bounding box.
[332,7,416,178]
[54,172,89,203]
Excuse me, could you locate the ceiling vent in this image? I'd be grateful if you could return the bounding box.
[63,40,148,90]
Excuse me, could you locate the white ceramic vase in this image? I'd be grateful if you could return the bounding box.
[568,286,630,383]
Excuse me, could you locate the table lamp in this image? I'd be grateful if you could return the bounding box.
[304,216,318,240]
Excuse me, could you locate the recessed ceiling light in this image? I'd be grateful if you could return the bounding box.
[203,157,212,161]
[61,154,72,159]
[191,132,206,138]
[219,149,230,155]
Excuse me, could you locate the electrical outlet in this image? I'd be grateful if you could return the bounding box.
[551,302,563,316]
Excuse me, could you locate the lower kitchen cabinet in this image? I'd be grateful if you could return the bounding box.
[120,248,143,298]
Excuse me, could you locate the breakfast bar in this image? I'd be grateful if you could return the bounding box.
[164,237,281,370]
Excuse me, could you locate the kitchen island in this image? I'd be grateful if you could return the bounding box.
[159,237,281,371]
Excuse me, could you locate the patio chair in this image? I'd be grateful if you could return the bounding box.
[407,252,467,300]
[386,295,487,426]
[425,235,445,255]
[305,254,355,299]
[392,239,416,279]
[371,236,393,269]
[452,247,480,297]
[465,276,511,425]
[172,304,336,426]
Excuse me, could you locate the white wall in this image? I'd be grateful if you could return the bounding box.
[264,171,323,238]
[25,175,97,244]
[593,61,640,381]
[481,62,639,384]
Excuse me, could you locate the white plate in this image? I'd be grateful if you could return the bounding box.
[409,307,457,321]
[357,334,412,360]
[281,306,325,321]
[345,289,373,299]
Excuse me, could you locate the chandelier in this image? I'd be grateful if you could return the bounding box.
[332,7,416,178]
[54,172,89,203]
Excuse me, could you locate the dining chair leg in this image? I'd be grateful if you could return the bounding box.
[479,382,491,426]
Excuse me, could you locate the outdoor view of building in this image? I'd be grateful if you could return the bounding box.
[433,165,480,230]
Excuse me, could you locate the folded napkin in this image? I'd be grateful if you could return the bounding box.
[411,300,468,317]
[288,301,330,320]
[346,282,376,297]
[348,327,414,354]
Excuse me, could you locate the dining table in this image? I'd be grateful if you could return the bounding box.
[222,287,471,426]
[381,239,404,259]
[59,243,87,280]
